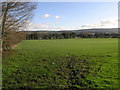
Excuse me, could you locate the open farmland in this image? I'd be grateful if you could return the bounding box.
[3,38,119,89]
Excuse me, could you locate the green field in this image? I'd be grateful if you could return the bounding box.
[3,38,119,89]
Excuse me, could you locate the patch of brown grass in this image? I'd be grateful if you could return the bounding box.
[2,50,18,58]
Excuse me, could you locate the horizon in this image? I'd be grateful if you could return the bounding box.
[23,28,118,32]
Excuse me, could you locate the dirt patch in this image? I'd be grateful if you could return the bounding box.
[2,43,20,58]
[2,50,19,58]
[12,45,18,49]
[11,43,20,49]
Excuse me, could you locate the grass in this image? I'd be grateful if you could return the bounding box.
[2,38,119,89]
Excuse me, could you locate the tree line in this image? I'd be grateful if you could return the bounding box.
[25,31,120,40]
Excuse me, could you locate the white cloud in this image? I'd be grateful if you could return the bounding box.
[25,22,48,31]
[41,14,50,18]
[41,14,62,19]
[55,16,61,19]
[25,17,118,31]
[26,22,77,31]
[79,17,118,29]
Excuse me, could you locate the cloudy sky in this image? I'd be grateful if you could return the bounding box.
[26,2,118,31]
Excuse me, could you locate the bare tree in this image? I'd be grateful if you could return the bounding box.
[1,2,37,51]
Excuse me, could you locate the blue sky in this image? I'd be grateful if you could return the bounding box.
[28,2,118,31]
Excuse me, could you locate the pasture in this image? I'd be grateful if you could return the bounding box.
[3,38,118,89]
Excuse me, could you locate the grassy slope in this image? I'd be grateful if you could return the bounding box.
[3,38,118,88]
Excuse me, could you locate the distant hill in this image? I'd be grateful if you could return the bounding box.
[74,28,118,33]
[23,28,118,33]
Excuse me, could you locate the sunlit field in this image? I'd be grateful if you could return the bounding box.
[3,38,118,89]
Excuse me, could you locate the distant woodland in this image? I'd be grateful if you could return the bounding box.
[24,29,120,40]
